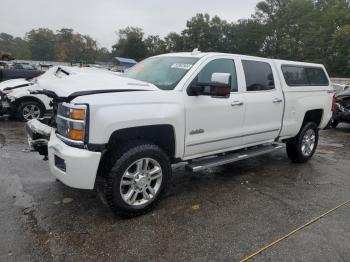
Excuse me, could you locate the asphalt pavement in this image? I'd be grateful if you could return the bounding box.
[0,119,349,262]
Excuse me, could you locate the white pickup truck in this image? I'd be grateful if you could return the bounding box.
[27,51,333,216]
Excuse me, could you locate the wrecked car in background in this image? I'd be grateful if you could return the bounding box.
[333,83,350,94]
[0,66,122,121]
[0,77,52,121]
[329,89,350,128]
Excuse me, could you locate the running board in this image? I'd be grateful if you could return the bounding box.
[185,143,284,172]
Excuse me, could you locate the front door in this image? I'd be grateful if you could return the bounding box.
[184,58,245,158]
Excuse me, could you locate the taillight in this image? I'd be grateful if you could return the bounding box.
[332,95,336,111]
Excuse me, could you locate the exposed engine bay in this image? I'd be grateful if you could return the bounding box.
[331,90,350,128]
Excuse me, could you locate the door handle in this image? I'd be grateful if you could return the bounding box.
[231,101,244,106]
[272,98,283,103]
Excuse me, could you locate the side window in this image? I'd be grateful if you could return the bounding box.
[281,66,308,86]
[305,67,329,85]
[242,60,275,91]
[196,59,238,92]
[281,65,329,86]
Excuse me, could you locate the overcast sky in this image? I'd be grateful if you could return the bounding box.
[1,0,260,49]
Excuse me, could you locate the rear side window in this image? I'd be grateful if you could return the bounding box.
[281,65,329,86]
[305,67,329,85]
[242,60,275,91]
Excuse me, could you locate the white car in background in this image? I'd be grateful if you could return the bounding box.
[0,66,113,121]
[0,77,52,120]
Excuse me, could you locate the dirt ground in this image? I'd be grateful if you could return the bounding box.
[1,120,350,262]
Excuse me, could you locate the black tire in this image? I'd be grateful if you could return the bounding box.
[104,141,172,217]
[286,122,319,163]
[17,101,45,121]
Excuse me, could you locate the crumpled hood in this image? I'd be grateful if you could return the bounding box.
[0,78,31,91]
[36,66,158,97]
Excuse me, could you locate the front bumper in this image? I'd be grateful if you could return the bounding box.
[0,97,11,115]
[48,130,102,189]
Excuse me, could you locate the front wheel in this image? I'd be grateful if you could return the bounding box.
[17,101,44,121]
[286,122,318,163]
[104,142,171,217]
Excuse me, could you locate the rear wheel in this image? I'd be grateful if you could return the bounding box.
[17,101,44,121]
[104,142,171,217]
[286,122,318,163]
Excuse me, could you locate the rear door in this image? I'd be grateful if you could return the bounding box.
[240,59,284,145]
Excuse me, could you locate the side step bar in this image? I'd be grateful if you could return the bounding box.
[185,143,284,172]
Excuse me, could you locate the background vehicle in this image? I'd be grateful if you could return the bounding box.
[333,83,350,94]
[11,62,38,70]
[0,62,42,82]
[0,67,42,83]
[0,77,51,120]
[0,60,11,69]
[0,66,119,120]
[27,52,333,217]
[329,89,350,128]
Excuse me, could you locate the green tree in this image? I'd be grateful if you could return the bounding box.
[55,28,76,61]
[227,19,266,55]
[144,35,166,56]
[112,27,147,61]
[164,32,186,52]
[26,28,56,60]
[96,47,111,62]
[330,25,350,77]
[0,33,31,59]
[55,28,98,63]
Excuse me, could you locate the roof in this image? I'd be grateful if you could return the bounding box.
[156,51,325,67]
[113,57,137,64]
[158,52,209,58]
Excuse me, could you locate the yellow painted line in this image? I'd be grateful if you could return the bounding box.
[240,199,350,262]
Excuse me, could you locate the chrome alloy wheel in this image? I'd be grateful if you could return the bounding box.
[23,104,41,120]
[301,129,316,157]
[120,158,163,206]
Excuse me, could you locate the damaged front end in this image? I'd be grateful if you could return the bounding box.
[26,89,62,159]
[0,80,35,117]
[0,91,13,116]
[26,118,52,159]
[26,86,78,160]
[333,90,350,125]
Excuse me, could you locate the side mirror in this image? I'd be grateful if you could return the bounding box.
[188,72,232,98]
[211,73,231,87]
[210,73,231,97]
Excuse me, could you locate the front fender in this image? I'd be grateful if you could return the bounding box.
[71,90,185,158]
[89,103,184,158]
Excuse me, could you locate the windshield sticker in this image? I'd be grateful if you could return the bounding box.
[171,63,193,70]
[131,64,145,73]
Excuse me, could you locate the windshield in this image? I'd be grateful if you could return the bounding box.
[124,56,199,90]
[22,64,36,70]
